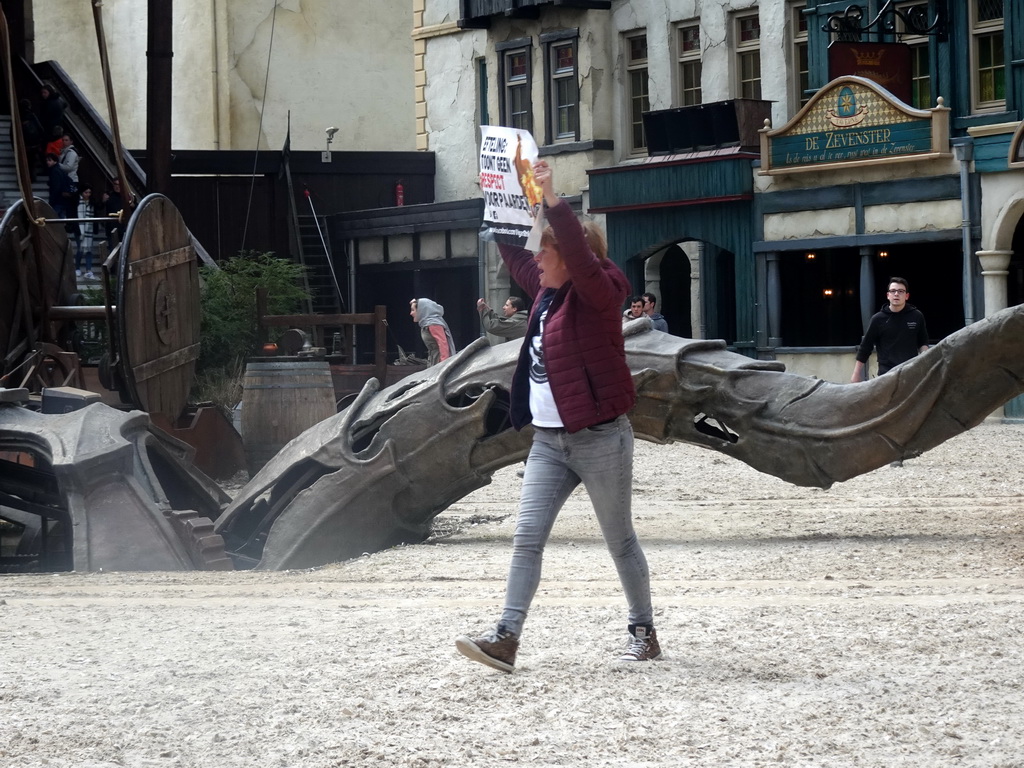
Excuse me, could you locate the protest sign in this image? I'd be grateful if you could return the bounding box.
[479,126,545,248]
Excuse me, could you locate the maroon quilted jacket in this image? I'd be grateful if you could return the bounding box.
[498,199,636,433]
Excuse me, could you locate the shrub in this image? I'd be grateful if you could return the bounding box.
[197,252,308,402]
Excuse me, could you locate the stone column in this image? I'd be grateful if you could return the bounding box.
[977,250,1012,316]
[684,241,702,340]
[976,249,1013,419]
[643,252,662,307]
[766,252,782,346]
[858,247,875,332]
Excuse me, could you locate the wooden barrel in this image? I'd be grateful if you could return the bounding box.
[240,360,337,475]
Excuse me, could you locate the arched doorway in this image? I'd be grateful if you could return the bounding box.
[999,210,1024,419]
[627,238,739,342]
[1009,216,1024,308]
[603,198,755,350]
[651,243,692,339]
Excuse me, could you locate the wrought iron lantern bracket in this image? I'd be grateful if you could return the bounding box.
[823,1,948,42]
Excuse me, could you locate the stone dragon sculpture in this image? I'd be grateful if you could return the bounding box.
[213,303,1024,571]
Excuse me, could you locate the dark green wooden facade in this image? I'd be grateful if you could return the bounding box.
[588,154,759,352]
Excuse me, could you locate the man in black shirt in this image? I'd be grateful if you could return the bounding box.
[102,178,125,248]
[851,276,929,382]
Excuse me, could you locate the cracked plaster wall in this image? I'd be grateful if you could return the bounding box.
[423,31,486,202]
[32,0,414,152]
[420,0,813,204]
[610,0,794,127]
[424,0,957,210]
[423,0,459,28]
[422,6,615,202]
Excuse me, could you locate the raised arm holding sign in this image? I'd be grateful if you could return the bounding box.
[479,126,544,248]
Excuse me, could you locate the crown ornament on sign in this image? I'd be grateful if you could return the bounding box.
[851,48,884,67]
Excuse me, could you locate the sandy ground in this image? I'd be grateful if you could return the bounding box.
[2,421,1024,767]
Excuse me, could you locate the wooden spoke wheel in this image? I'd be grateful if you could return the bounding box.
[116,194,201,421]
[16,342,84,392]
[0,199,75,379]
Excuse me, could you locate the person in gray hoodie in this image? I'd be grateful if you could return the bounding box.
[409,297,456,366]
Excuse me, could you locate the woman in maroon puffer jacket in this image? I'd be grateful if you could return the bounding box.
[456,160,661,673]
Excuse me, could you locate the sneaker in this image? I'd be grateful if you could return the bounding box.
[85,272,95,280]
[618,625,662,662]
[455,625,519,672]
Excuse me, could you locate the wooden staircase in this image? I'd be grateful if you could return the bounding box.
[0,113,50,209]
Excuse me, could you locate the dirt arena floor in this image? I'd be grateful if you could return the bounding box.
[2,421,1023,767]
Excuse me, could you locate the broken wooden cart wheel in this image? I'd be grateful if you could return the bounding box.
[116,194,202,421]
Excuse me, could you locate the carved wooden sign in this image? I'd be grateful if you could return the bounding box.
[759,75,949,175]
[827,42,911,104]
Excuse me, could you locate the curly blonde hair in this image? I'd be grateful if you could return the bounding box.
[540,219,607,261]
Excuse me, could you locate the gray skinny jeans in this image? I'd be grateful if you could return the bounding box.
[499,414,654,635]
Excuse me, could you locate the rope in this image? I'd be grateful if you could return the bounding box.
[240,0,279,253]
[91,0,135,210]
[0,6,40,222]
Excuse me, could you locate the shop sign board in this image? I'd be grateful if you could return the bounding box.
[828,42,912,104]
[760,75,949,175]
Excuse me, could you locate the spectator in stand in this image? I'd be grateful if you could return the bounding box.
[58,133,80,187]
[102,178,125,247]
[45,152,73,218]
[39,84,67,139]
[45,125,64,159]
[476,296,528,341]
[410,297,456,366]
[17,99,46,173]
[622,295,645,324]
[75,184,97,279]
[850,277,929,382]
[642,292,669,333]
[850,276,929,468]
[56,133,81,237]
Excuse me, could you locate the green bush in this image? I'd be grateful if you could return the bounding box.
[197,252,308,386]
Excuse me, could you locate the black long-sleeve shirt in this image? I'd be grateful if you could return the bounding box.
[856,303,929,375]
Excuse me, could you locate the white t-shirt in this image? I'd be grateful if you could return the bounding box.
[527,303,563,427]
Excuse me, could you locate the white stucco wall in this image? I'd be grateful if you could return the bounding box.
[776,351,860,383]
[864,199,962,234]
[764,208,856,241]
[32,0,414,152]
[423,0,459,28]
[419,0,817,205]
[979,171,1024,252]
[422,30,487,202]
[609,0,795,136]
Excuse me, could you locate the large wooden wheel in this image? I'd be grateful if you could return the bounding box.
[116,194,201,421]
[0,199,75,381]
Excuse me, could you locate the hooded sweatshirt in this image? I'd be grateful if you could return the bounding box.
[415,298,456,366]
